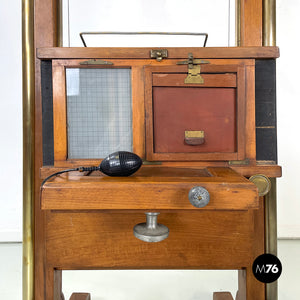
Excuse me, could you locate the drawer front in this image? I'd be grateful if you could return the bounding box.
[46,211,257,270]
[41,167,259,211]
[153,87,236,153]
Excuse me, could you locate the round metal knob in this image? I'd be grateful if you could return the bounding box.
[188,186,210,208]
[249,174,271,196]
[133,212,169,242]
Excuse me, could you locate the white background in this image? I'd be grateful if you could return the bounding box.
[0,0,22,242]
[0,0,299,240]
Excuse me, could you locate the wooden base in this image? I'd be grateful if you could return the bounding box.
[69,293,90,300]
[213,292,234,300]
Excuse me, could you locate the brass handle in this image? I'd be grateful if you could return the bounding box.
[184,130,205,145]
[133,212,169,242]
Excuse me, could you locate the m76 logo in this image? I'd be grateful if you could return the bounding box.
[255,264,279,274]
[252,254,282,283]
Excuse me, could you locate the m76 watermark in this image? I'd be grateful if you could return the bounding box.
[252,254,282,283]
[255,264,279,274]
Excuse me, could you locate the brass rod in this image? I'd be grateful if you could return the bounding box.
[265,178,277,255]
[263,0,276,46]
[235,0,241,46]
[57,0,63,47]
[265,178,278,300]
[263,1,277,299]
[22,0,35,299]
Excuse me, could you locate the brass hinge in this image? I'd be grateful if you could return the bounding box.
[80,59,114,65]
[177,53,209,84]
[229,158,250,166]
[150,49,168,62]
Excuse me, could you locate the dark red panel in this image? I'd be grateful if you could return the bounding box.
[153,87,236,153]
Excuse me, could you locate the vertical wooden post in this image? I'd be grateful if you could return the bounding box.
[239,0,263,46]
[33,0,60,298]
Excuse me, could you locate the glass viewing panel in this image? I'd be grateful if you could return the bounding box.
[66,68,133,159]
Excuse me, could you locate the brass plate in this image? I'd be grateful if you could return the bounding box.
[185,130,205,138]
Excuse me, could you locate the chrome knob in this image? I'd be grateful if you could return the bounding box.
[133,212,169,242]
[188,186,210,208]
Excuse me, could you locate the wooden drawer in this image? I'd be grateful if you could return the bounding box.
[41,167,258,211]
[45,210,257,270]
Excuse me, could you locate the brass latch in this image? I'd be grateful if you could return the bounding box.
[150,49,168,62]
[177,53,209,84]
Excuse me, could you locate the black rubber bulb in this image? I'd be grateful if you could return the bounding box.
[99,151,143,176]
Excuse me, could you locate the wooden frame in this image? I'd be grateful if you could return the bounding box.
[51,59,146,166]
[37,49,279,300]
[22,0,279,299]
[144,63,250,161]
[50,59,252,166]
[40,49,278,168]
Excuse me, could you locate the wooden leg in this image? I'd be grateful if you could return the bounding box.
[45,267,62,300]
[69,293,91,300]
[213,291,234,300]
[236,269,265,300]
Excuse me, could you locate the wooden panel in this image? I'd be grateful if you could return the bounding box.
[236,197,266,300]
[244,64,256,161]
[45,211,254,269]
[34,0,59,298]
[52,61,67,162]
[40,164,282,179]
[41,167,259,211]
[153,87,237,153]
[145,63,249,161]
[152,74,237,87]
[131,66,145,158]
[236,65,246,160]
[37,47,280,60]
[240,0,263,46]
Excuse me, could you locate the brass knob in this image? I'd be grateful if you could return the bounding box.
[133,212,169,242]
[249,174,271,196]
[188,186,210,208]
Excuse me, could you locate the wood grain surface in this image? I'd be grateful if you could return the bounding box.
[45,210,255,270]
[37,47,279,59]
[41,167,259,211]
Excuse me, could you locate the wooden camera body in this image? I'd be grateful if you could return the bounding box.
[24,1,281,299]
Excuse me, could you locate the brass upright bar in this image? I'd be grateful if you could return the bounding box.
[263,0,276,46]
[57,0,63,47]
[263,1,277,299]
[235,0,241,46]
[22,0,35,299]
